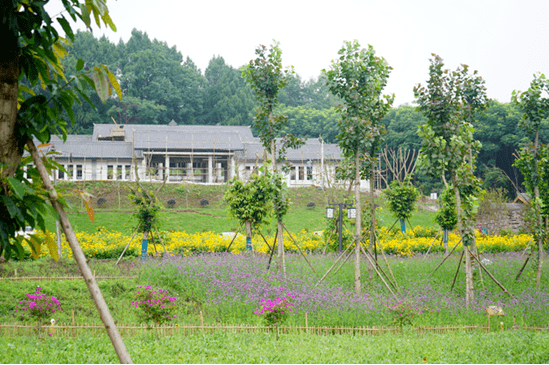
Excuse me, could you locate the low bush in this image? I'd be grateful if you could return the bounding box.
[97,197,107,208]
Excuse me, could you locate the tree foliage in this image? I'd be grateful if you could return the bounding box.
[323,41,394,179]
[223,173,274,228]
[0,0,120,259]
[434,187,458,231]
[414,55,487,247]
[511,73,549,287]
[128,185,162,233]
[382,179,421,221]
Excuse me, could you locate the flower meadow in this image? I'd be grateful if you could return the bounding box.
[26,227,533,260]
[141,251,549,328]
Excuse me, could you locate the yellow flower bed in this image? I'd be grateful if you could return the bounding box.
[28,227,532,260]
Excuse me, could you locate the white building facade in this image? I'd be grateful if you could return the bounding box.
[43,122,370,190]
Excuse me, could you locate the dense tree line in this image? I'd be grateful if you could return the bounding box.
[61,30,548,197]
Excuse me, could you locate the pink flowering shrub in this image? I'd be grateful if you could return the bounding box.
[15,287,62,324]
[132,285,177,325]
[255,289,295,328]
[386,301,419,328]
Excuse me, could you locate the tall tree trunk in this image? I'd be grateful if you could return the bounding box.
[269,112,285,276]
[354,153,361,294]
[534,130,543,288]
[368,168,375,281]
[453,183,474,306]
[28,140,133,364]
[0,30,23,182]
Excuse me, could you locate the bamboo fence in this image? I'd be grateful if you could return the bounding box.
[0,275,137,281]
[2,322,547,338]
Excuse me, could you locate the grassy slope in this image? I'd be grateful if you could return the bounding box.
[45,181,436,234]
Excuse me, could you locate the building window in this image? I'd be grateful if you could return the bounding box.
[117,165,122,180]
[67,164,74,180]
[58,167,65,180]
[76,165,83,180]
[125,165,131,180]
[307,166,313,181]
[107,165,113,180]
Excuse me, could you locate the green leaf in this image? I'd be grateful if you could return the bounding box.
[90,66,109,103]
[76,58,85,72]
[7,177,28,199]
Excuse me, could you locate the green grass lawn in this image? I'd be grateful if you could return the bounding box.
[44,203,436,235]
[2,331,548,363]
[43,181,437,234]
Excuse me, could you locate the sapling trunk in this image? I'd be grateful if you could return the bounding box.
[534,130,543,288]
[245,220,252,252]
[269,113,286,277]
[354,153,361,295]
[368,169,376,281]
[453,183,474,306]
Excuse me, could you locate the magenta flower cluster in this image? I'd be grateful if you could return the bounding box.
[132,285,178,325]
[255,289,295,327]
[15,287,62,323]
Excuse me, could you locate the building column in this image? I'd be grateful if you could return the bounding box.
[140,158,147,181]
[165,155,170,181]
[228,156,235,180]
[208,155,213,183]
[186,161,193,181]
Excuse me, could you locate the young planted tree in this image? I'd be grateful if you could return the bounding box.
[512,74,549,288]
[223,172,275,251]
[242,41,304,275]
[382,178,421,233]
[323,41,394,294]
[434,186,458,252]
[414,55,487,306]
[128,184,162,260]
[0,1,131,362]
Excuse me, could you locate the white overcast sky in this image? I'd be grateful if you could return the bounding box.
[50,0,549,106]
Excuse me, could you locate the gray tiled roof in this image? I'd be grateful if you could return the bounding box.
[93,124,255,148]
[38,124,342,161]
[49,140,134,159]
[131,130,246,151]
[243,139,341,161]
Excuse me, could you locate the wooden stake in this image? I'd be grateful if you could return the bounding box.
[516,252,531,281]
[358,243,396,296]
[468,247,513,298]
[116,225,141,265]
[322,225,336,255]
[266,230,278,271]
[257,230,272,251]
[282,224,317,274]
[225,223,243,253]
[374,231,401,295]
[450,251,464,291]
[431,238,463,275]
[153,227,168,254]
[423,231,441,258]
[314,242,354,288]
